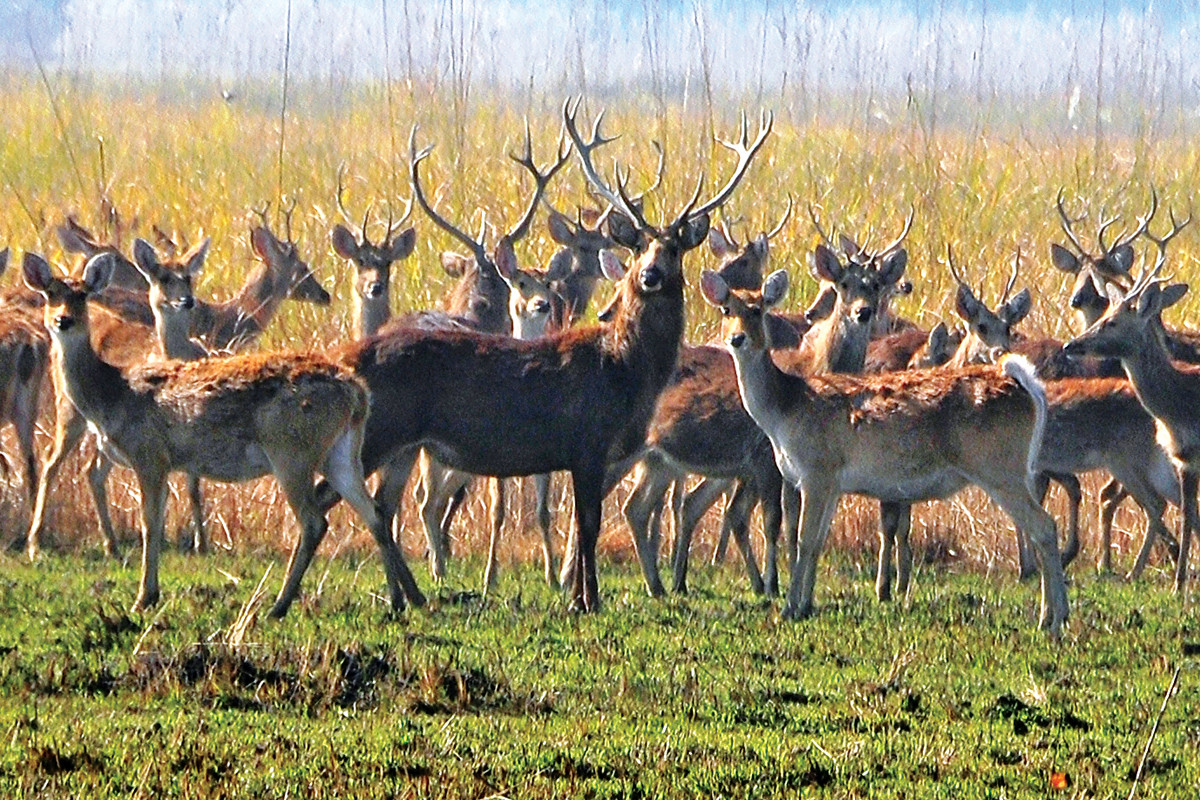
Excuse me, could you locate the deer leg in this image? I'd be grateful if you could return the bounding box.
[268,460,330,620]
[894,504,914,600]
[782,485,801,575]
[783,477,839,621]
[1048,472,1082,567]
[182,473,207,554]
[1015,473,1051,580]
[725,481,765,595]
[23,399,88,558]
[757,470,784,597]
[622,459,669,598]
[533,472,558,588]
[84,446,119,556]
[569,464,605,614]
[877,501,905,602]
[985,481,1069,638]
[1097,479,1128,573]
[322,430,423,612]
[13,383,40,513]
[672,477,726,593]
[1175,468,1197,598]
[483,477,504,593]
[132,469,169,614]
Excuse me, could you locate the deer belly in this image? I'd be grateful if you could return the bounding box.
[838,465,964,503]
[178,441,273,482]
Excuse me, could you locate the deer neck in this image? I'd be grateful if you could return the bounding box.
[605,280,686,400]
[154,311,206,361]
[355,293,391,339]
[727,340,805,435]
[806,312,869,375]
[50,325,133,429]
[194,262,282,350]
[1119,327,1198,449]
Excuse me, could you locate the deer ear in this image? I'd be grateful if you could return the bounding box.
[928,321,949,353]
[182,238,209,277]
[838,234,863,260]
[762,269,790,307]
[1160,283,1188,311]
[708,226,737,259]
[596,291,620,322]
[1106,244,1135,277]
[606,212,644,252]
[493,237,518,281]
[547,211,578,247]
[599,249,625,281]
[250,226,280,261]
[22,252,54,293]
[57,222,95,255]
[545,248,574,282]
[440,251,470,278]
[1049,243,1080,274]
[387,227,417,261]
[0,247,8,277]
[81,253,115,294]
[699,269,730,307]
[954,283,982,322]
[1002,288,1032,326]
[678,214,710,252]
[749,233,769,262]
[803,284,836,324]
[811,244,842,283]
[132,238,162,282]
[1136,283,1163,318]
[1105,283,1125,308]
[331,224,360,260]
[878,249,908,286]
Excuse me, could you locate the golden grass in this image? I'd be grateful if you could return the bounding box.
[1,74,1196,583]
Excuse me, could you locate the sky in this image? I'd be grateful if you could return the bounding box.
[1,1,1197,126]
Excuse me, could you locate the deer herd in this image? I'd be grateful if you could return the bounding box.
[0,100,1197,639]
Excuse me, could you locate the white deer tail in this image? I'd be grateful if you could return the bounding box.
[1001,354,1047,498]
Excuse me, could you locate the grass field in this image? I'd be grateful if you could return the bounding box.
[2,72,1200,796]
[0,552,1197,798]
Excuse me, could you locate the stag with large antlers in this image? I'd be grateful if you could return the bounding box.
[1065,207,1196,595]
[315,101,772,613]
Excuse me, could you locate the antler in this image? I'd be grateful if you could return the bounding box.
[337,162,413,247]
[766,194,794,240]
[1133,205,1192,294]
[1103,186,1158,257]
[681,110,773,228]
[280,196,298,242]
[1055,188,1093,258]
[872,206,915,258]
[562,97,652,234]
[506,118,571,243]
[944,244,968,289]
[806,202,838,250]
[409,125,490,265]
[1001,247,1021,303]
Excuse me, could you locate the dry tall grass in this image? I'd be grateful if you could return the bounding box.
[1,74,1196,584]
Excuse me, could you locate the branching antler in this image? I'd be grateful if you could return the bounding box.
[806,202,838,250]
[1134,205,1193,294]
[683,110,773,227]
[1001,247,1021,304]
[562,97,651,234]
[337,162,413,247]
[506,118,571,243]
[766,194,794,240]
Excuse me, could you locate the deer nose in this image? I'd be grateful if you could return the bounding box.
[532,298,551,315]
[366,282,385,299]
[53,315,74,332]
[729,332,746,348]
[639,266,664,291]
[176,296,195,310]
[854,305,874,324]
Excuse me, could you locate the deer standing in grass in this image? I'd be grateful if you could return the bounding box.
[318,101,772,613]
[24,222,330,559]
[1064,209,1197,596]
[23,251,418,616]
[701,267,1069,636]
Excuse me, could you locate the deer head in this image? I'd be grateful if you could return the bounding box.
[699,267,790,352]
[1064,206,1192,361]
[250,203,332,306]
[23,252,114,343]
[56,216,145,292]
[707,195,792,290]
[1051,188,1157,328]
[945,246,1032,366]
[131,237,207,357]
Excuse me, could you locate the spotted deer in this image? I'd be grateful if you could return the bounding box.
[24,222,331,559]
[702,267,1069,636]
[23,251,419,616]
[1064,208,1196,595]
[317,100,772,614]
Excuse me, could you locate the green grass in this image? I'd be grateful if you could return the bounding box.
[0,548,1196,798]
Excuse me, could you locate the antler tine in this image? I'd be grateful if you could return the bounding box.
[944,243,969,289]
[562,96,652,234]
[335,162,357,229]
[1095,211,1120,255]
[409,125,489,264]
[507,118,572,243]
[806,202,838,249]
[1055,188,1093,258]
[874,205,915,257]
[251,201,271,228]
[1113,185,1159,252]
[280,196,298,242]
[683,109,774,225]
[766,194,794,240]
[385,195,414,240]
[645,140,666,194]
[1002,247,1021,303]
